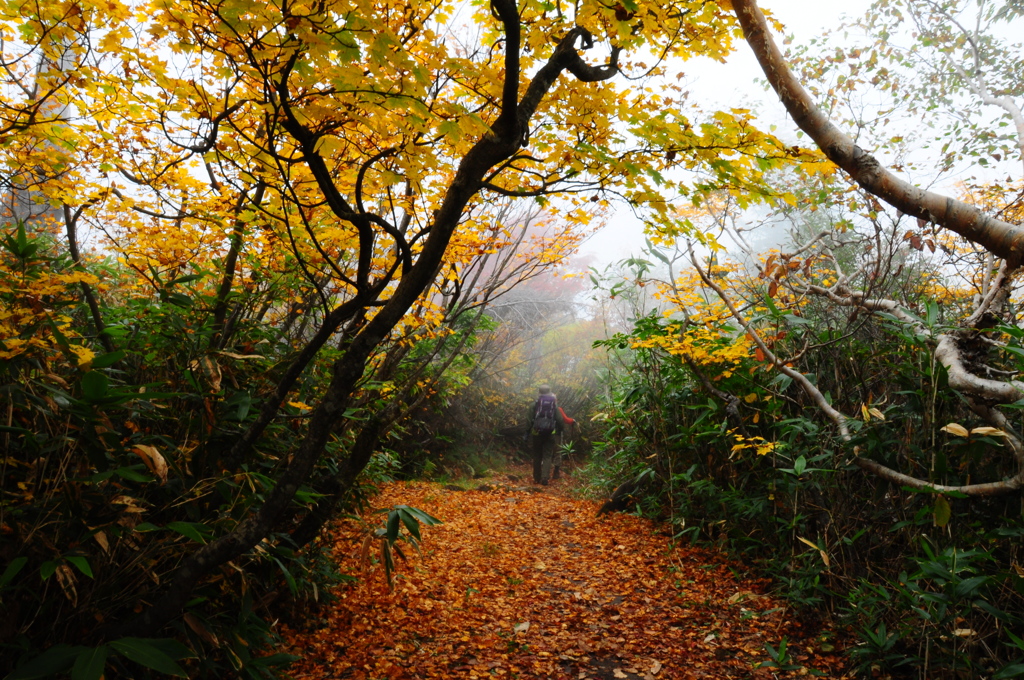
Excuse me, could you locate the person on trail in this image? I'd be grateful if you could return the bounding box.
[529,385,558,484]
[529,385,574,484]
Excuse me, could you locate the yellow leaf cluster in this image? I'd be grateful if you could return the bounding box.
[730,433,775,457]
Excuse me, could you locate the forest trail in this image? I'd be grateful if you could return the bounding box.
[281,469,852,679]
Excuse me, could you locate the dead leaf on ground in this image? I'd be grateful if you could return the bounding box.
[279,466,854,680]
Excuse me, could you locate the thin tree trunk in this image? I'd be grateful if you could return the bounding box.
[210,181,266,351]
[63,204,115,354]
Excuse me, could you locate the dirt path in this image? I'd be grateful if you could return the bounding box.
[281,471,851,679]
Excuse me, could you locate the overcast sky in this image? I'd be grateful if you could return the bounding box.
[580,0,873,266]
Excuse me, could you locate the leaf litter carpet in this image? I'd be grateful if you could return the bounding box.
[281,471,850,679]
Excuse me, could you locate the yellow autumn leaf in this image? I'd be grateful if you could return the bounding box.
[70,345,96,368]
[941,423,970,437]
[861,404,870,421]
[868,408,886,421]
[796,536,818,550]
[744,393,757,403]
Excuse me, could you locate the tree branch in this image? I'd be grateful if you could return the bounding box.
[691,246,1024,497]
[732,0,1024,265]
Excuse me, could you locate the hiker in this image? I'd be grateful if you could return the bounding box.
[529,385,572,484]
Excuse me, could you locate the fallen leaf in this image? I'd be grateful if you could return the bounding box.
[276,468,854,680]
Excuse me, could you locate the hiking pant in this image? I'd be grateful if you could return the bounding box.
[532,432,556,483]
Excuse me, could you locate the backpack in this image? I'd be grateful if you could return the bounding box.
[533,394,557,434]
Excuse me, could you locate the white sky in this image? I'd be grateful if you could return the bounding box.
[580,0,873,266]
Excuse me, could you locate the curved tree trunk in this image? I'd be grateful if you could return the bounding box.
[109,11,623,639]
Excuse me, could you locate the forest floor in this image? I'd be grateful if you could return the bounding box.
[280,466,853,679]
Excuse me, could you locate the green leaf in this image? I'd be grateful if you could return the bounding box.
[254,653,301,667]
[386,510,401,545]
[953,575,989,599]
[994,663,1024,680]
[972,599,1009,622]
[110,638,188,677]
[114,466,153,483]
[65,556,93,579]
[646,243,671,265]
[165,521,211,544]
[99,325,129,339]
[398,505,442,526]
[1003,345,1024,359]
[226,390,251,420]
[143,637,195,661]
[293,486,325,505]
[89,350,125,369]
[397,508,422,542]
[71,646,109,680]
[933,495,952,527]
[168,273,205,286]
[272,557,298,596]
[80,371,109,401]
[783,313,813,326]
[0,556,27,589]
[47,319,72,353]
[6,645,82,679]
[39,560,59,580]
[163,292,194,308]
